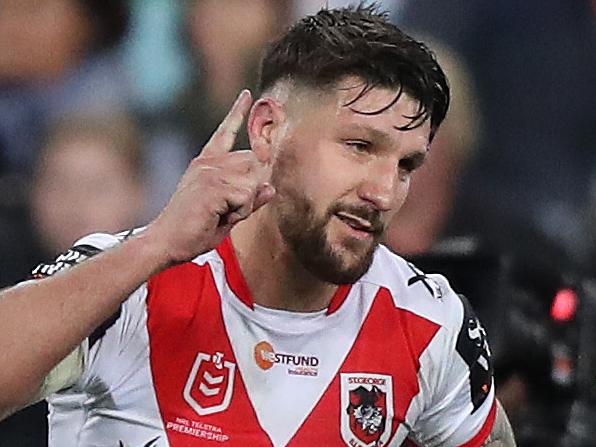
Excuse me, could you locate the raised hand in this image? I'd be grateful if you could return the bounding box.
[144,90,275,265]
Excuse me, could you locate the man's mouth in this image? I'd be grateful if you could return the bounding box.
[335,211,375,233]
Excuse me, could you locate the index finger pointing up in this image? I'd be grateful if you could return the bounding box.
[202,89,253,156]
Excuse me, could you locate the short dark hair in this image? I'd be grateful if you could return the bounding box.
[258,4,449,141]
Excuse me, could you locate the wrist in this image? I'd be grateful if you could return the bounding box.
[126,229,175,275]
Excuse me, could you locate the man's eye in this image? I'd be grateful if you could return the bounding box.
[399,158,416,173]
[344,140,370,152]
[398,157,423,174]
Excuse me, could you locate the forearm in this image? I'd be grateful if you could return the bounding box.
[0,232,168,417]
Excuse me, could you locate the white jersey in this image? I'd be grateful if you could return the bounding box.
[39,232,496,447]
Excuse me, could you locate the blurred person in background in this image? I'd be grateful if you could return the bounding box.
[30,112,147,257]
[397,0,596,272]
[0,0,132,176]
[174,0,291,150]
[0,110,147,446]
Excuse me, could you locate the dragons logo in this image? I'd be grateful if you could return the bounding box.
[348,385,386,437]
[340,373,393,447]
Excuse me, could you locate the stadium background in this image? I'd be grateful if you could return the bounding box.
[0,0,595,445]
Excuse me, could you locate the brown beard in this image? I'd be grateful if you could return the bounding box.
[271,155,384,284]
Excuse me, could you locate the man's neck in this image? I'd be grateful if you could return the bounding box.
[230,210,338,312]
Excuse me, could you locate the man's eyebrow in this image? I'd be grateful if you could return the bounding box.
[341,124,393,144]
[342,124,430,154]
[410,143,431,156]
[404,150,429,165]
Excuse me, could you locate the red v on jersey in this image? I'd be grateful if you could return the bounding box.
[287,288,440,446]
[147,263,272,446]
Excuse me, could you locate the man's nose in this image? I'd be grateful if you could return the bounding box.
[356,159,402,212]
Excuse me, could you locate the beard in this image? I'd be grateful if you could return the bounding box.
[272,169,385,285]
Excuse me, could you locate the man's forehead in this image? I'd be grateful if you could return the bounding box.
[273,77,425,132]
[334,79,419,115]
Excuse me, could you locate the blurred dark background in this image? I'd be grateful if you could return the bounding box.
[0,0,594,445]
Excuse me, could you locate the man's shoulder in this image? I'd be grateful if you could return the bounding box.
[77,229,135,249]
[78,227,146,248]
[361,245,465,330]
[30,230,135,279]
[146,244,222,304]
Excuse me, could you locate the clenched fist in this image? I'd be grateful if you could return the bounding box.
[144,90,275,265]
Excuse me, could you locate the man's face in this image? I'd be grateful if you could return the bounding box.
[269,78,431,284]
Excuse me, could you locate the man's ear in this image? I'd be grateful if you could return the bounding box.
[248,97,284,164]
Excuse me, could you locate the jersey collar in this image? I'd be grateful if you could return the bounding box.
[216,236,352,315]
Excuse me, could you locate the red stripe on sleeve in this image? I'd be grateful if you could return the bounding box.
[459,400,498,447]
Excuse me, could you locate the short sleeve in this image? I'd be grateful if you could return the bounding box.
[33,230,149,396]
[30,232,124,279]
[75,283,150,391]
[410,287,496,447]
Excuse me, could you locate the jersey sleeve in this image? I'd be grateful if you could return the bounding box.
[410,276,496,447]
[75,282,150,392]
[30,228,143,280]
[29,230,148,398]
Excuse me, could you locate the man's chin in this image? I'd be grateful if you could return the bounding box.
[320,268,368,285]
[278,206,380,284]
[305,246,377,285]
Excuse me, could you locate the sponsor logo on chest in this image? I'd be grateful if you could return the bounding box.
[254,340,320,377]
[340,373,394,447]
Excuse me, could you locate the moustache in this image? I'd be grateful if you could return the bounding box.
[328,202,385,236]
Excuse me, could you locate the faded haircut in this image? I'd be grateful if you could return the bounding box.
[258,3,450,141]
